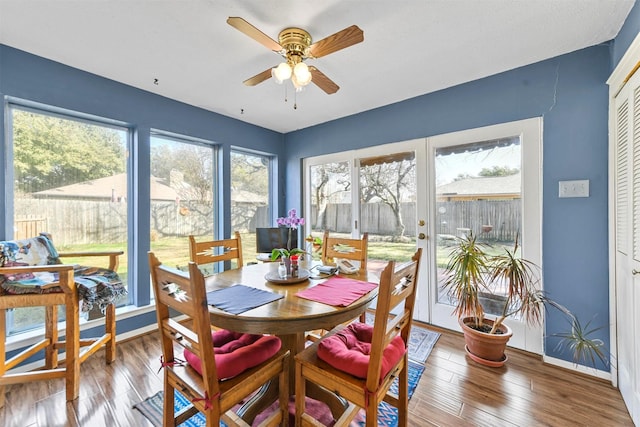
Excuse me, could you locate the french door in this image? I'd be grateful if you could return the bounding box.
[303,118,542,352]
[303,140,429,320]
[428,118,543,353]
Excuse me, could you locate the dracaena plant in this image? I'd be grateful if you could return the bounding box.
[442,231,607,367]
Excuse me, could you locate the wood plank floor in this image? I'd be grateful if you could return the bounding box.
[0,323,633,426]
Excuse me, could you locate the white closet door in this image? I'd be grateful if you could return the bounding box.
[614,72,640,426]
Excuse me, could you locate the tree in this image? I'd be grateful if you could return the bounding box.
[150,143,213,202]
[310,162,350,231]
[454,173,473,181]
[478,165,519,177]
[230,152,268,198]
[12,110,125,193]
[360,155,415,240]
[230,152,269,231]
[149,140,215,237]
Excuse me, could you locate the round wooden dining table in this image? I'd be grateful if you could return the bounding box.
[204,260,380,422]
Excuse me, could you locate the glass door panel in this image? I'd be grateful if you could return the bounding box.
[307,160,351,260]
[434,137,522,309]
[359,151,417,267]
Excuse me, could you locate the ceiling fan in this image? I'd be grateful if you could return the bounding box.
[227,17,364,94]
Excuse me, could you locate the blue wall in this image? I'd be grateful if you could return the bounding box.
[613,1,640,66]
[0,44,285,334]
[285,45,612,368]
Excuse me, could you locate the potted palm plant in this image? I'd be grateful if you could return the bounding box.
[442,231,606,368]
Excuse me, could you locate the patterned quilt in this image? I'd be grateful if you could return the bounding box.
[0,234,126,313]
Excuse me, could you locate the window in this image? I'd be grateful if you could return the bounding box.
[7,105,129,334]
[230,150,272,262]
[150,133,217,273]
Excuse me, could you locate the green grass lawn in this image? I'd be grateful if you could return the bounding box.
[9,233,422,335]
[57,232,423,276]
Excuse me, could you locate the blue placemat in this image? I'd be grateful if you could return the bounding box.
[206,284,283,314]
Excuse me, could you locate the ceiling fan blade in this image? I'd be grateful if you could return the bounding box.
[310,67,339,94]
[243,68,273,86]
[227,17,283,52]
[308,25,364,59]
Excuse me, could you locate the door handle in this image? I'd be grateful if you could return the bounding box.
[418,233,427,240]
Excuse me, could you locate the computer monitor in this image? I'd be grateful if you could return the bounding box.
[256,227,298,253]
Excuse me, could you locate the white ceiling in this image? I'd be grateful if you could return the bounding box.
[0,0,635,133]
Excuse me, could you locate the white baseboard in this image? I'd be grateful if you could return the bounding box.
[543,354,612,382]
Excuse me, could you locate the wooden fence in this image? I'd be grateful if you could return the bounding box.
[312,199,520,241]
[14,198,521,245]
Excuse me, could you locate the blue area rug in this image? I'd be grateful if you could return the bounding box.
[134,324,439,426]
[365,312,440,364]
[134,360,426,427]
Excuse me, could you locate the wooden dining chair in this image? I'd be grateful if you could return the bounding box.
[321,231,368,272]
[306,232,370,343]
[0,233,123,407]
[148,252,290,427]
[309,231,370,337]
[189,231,244,272]
[295,248,421,427]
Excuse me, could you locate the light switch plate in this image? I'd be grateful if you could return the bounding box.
[559,180,589,198]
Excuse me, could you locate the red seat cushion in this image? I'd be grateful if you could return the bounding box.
[317,322,406,380]
[183,329,281,379]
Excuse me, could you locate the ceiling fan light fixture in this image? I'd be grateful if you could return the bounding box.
[291,75,305,92]
[293,62,312,86]
[272,62,292,83]
[227,18,363,95]
[271,68,283,84]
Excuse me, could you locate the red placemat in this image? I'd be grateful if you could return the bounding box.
[295,276,377,307]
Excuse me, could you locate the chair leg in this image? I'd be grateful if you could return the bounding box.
[295,362,305,426]
[44,305,58,369]
[65,293,80,402]
[397,358,409,427]
[280,353,290,427]
[0,308,6,408]
[164,379,176,427]
[104,303,116,363]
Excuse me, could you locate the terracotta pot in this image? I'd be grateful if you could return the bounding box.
[459,317,513,367]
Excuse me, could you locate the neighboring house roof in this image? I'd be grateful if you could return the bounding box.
[436,173,521,199]
[232,189,267,204]
[33,173,178,201]
[34,174,268,203]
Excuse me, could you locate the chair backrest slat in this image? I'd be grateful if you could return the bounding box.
[189,231,244,270]
[321,231,368,271]
[366,248,421,393]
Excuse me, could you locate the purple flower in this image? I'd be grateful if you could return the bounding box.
[273,208,306,255]
[277,209,304,230]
